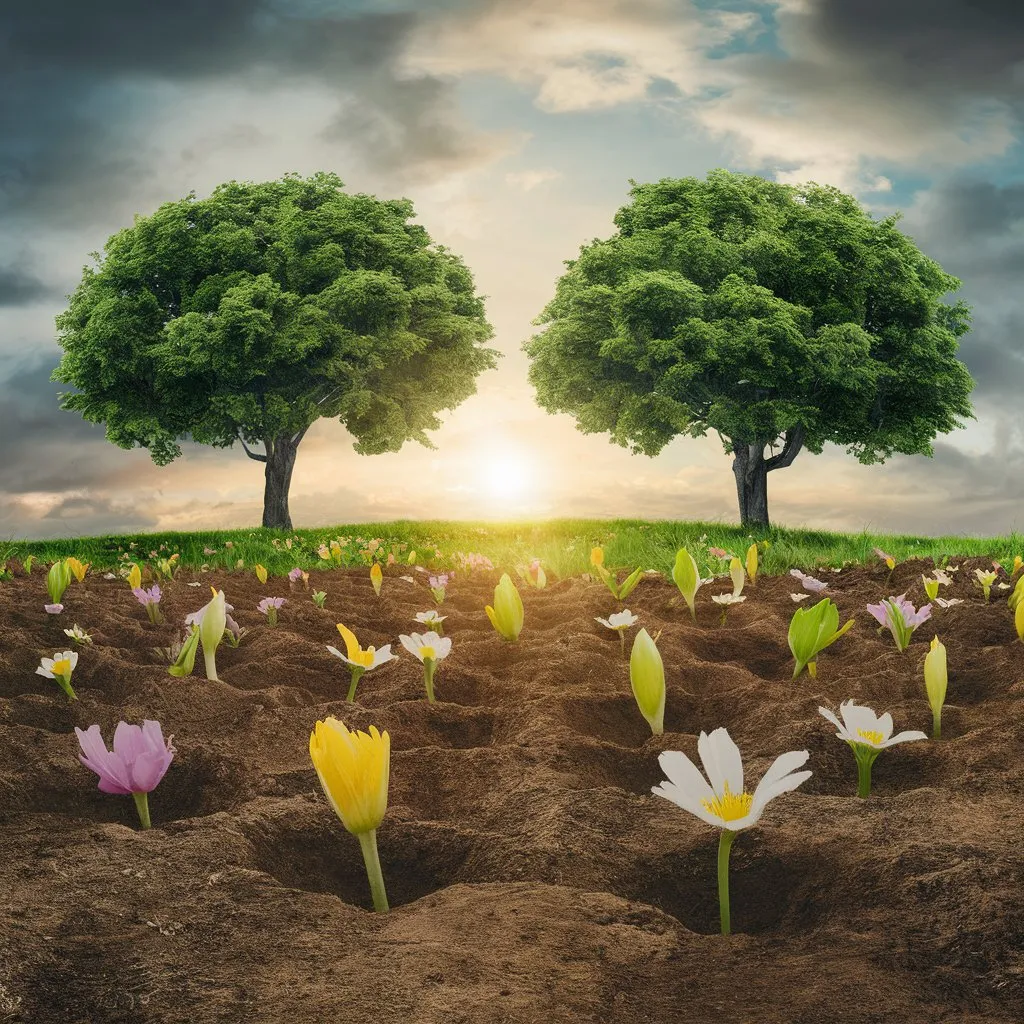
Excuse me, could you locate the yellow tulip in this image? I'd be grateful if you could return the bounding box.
[745,543,758,586]
[590,547,604,568]
[309,718,391,912]
[254,564,267,584]
[65,557,89,583]
[629,628,666,735]
[485,573,524,641]
[729,557,745,598]
[127,563,142,590]
[370,563,383,596]
[923,636,947,739]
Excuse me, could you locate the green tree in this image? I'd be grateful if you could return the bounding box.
[525,169,974,527]
[52,172,497,530]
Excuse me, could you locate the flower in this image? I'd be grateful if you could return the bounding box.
[47,559,72,606]
[65,556,89,583]
[312,590,327,608]
[595,609,638,631]
[790,593,811,602]
[652,728,811,935]
[44,604,64,614]
[672,548,704,620]
[63,624,94,645]
[414,610,446,634]
[789,568,828,593]
[789,597,855,679]
[127,563,142,590]
[309,718,391,912]
[36,650,79,700]
[327,624,396,701]
[526,557,547,589]
[708,546,729,559]
[399,630,452,703]
[712,592,746,624]
[76,720,175,828]
[254,564,268,584]
[924,636,947,738]
[429,573,451,604]
[198,588,227,681]
[370,563,383,597]
[132,584,164,625]
[745,543,758,586]
[590,547,605,568]
[629,628,665,735]
[866,594,931,652]
[729,557,744,597]
[873,547,896,571]
[257,596,285,625]
[485,573,524,641]
[818,700,927,797]
[974,568,997,602]
[1016,590,1024,643]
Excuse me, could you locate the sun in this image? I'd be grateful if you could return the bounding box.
[481,449,534,502]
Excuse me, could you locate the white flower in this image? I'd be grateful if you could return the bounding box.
[790,593,812,602]
[818,700,927,751]
[36,650,79,678]
[652,728,811,832]
[325,644,395,670]
[711,594,746,606]
[934,597,964,608]
[595,610,639,630]
[63,624,93,645]
[415,611,447,626]
[399,631,452,663]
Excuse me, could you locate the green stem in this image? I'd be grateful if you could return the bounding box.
[852,745,878,798]
[203,649,219,682]
[132,791,152,830]
[932,710,941,741]
[347,666,365,703]
[357,829,390,913]
[718,829,736,936]
[56,674,78,701]
[424,659,436,703]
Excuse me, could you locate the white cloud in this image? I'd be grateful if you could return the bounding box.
[505,169,561,191]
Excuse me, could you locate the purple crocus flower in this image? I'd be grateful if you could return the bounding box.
[288,567,303,582]
[790,569,828,593]
[133,584,164,624]
[75,720,175,829]
[866,594,932,652]
[258,596,285,625]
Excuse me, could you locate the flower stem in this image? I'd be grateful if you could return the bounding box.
[618,631,625,659]
[852,745,878,798]
[424,659,436,703]
[57,674,78,701]
[932,710,941,740]
[347,666,365,703]
[718,829,736,936]
[132,791,152,830]
[357,829,389,913]
[203,650,219,682]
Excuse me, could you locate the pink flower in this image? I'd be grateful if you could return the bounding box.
[789,569,828,593]
[288,567,303,581]
[132,584,161,607]
[75,720,175,795]
[708,547,729,559]
[44,603,64,614]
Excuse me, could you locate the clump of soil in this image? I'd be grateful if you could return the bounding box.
[0,558,1022,1023]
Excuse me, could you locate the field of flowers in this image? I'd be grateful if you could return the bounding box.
[0,539,1022,1023]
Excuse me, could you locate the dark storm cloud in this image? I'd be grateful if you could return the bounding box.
[0,266,55,306]
[809,0,1024,93]
[0,0,483,229]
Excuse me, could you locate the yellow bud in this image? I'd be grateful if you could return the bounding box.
[255,564,267,584]
[745,543,758,586]
[127,564,142,590]
[924,635,947,737]
[629,628,665,735]
[729,557,744,598]
[370,563,383,596]
[590,547,604,568]
[923,575,939,601]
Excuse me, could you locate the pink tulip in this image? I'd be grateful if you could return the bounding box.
[75,720,175,829]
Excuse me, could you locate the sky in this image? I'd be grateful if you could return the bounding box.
[1,0,1023,540]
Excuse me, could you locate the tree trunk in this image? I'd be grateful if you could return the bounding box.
[732,442,769,527]
[262,434,298,531]
[731,425,806,529]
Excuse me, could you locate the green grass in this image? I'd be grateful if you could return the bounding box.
[1,518,1020,579]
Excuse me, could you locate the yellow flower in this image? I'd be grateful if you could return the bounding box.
[924,636,947,738]
[127,563,142,590]
[745,543,758,586]
[370,563,383,596]
[590,547,604,568]
[309,718,390,836]
[485,573,524,641]
[1016,594,1024,643]
[334,624,376,669]
[65,557,89,583]
[254,564,267,584]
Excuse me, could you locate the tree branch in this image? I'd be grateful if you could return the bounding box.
[290,422,311,447]
[237,433,267,463]
[765,424,806,472]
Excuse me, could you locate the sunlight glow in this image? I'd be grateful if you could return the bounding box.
[481,449,534,503]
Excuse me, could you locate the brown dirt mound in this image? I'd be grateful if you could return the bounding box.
[0,557,1022,1023]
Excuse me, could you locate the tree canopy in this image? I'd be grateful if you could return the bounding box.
[524,168,974,525]
[52,171,497,525]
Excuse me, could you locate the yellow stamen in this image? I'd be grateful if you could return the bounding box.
[52,659,71,676]
[701,781,753,823]
[420,645,436,660]
[857,728,884,745]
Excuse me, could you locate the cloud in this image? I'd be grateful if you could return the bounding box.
[0,265,55,307]
[505,169,561,191]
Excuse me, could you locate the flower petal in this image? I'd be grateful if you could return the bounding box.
[882,729,928,747]
[697,728,743,797]
[656,750,715,805]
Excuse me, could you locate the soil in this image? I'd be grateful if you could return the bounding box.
[0,557,1022,1024]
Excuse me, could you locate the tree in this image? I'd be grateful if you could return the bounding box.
[52,172,497,530]
[524,169,974,527]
